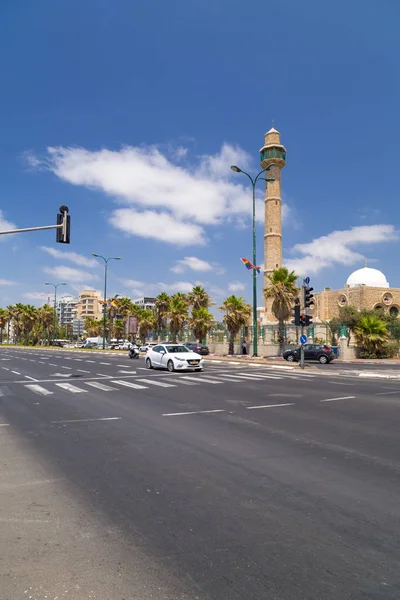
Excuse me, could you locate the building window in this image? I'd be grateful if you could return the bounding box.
[389,306,399,317]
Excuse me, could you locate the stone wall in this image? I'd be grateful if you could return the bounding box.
[315,286,400,321]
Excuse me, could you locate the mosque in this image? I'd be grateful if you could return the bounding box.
[260,127,400,323]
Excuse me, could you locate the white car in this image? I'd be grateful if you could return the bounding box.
[145,343,204,372]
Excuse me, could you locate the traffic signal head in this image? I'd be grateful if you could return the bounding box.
[303,285,314,309]
[305,314,313,327]
[291,304,301,326]
[56,206,70,244]
[299,314,307,327]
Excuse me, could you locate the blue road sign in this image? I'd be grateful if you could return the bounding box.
[304,277,310,285]
[147,333,153,338]
[300,334,307,345]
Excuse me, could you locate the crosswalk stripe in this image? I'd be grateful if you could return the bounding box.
[25,384,53,396]
[160,378,198,386]
[181,376,222,384]
[235,372,283,379]
[85,382,117,391]
[202,374,266,382]
[111,380,148,390]
[216,373,281,381]
[55,383,87,394]
[136,378,176,388]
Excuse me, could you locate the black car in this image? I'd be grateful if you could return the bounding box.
[184,342,210,356]
[283,344,334,364]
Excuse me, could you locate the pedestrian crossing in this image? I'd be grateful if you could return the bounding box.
[20,368,315,397]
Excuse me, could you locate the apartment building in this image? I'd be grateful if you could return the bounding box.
[133,297,155,311]
[75,290,102,320]
[56,295,78,327]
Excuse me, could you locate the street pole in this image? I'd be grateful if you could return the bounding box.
[300,325,305,370]
[252,181,258,357]
[45,282,66,346]
[92,254,121,350]
[231,165,275,356]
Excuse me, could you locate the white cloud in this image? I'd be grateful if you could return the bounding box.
[29,143,274,245]
[44,265,99,283]
[110,208,206,246]
[0,279,16,285]
[285,224,397,276]
[171,256,213,274]
[0,210,16,238]
[158,281,195,294]
[40,246,98,267]
[23,292,47,300]
[228,281,246,293]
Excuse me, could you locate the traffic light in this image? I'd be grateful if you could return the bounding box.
[303,285,314,309]
[299,314,307,327]
[304,314,313,327]
[291,297,301,326]
[56,205,70,244]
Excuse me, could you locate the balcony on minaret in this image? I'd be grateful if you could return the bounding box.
[260,147,286,162]
[260,127,286,170]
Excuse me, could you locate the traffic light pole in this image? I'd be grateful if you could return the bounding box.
[300,324,305,370]
[0,206,70,243]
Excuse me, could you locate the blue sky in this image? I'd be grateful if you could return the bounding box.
[0,0,399,310]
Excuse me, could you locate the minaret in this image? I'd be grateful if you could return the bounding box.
[260,127,286,319]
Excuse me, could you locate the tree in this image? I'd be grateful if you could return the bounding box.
[169,295,189,342]
[339,306,361,346]
[154,293,171,331]
[264,267,298,354]
[326,317,341,345]
[20,305,38,344]
[138,309,155,343]
[84,317,102,336]
[0,307,8,344]
[189,307,215,342]
[354,314,389,358]
[219,295,251,355]
[188,286,211,310]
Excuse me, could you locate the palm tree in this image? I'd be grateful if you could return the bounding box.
[189,307,215,342]
[154,292,171,331]
[354,314,389,358]
[188,286,211,310]
[138,309,155,343]
[20,305,38,344]
[0,307,7,344]
[40,304,56,345]
[169,295,189,342]
[85,317,102,337]
[219,295,251,355]
[112,319,125,340]
[264,267,299,354]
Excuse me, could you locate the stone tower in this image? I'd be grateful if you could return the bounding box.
[260,127,286,320]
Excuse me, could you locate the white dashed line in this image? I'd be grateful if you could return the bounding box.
[246,403,295,410]
[24,375,38,381]
[77,369,90,373]
[320,396,356,403]
[52,417,121,424]
[163,409,225,417]
[11,371,20,375]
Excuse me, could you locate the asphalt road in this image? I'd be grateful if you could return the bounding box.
[1,348,400,599]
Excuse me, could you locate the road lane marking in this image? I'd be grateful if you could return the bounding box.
[74,358,83,361]
[246,403,295,410]
[118,370,137,374]
[24,375,38,381]
[86,360,95,363]
[49,363,57,366]
[320,396,356,403]
[159,378,198,386]
[100,362,111,365]
[328,381,355,385]
[236,372,283,380]
[112,379,148,390]
[181,376,222,384]
[117,364,129,367]
[0,423,10,427]
[376,391,400,396]
[229,361,240,365]
[52,417,121,424]
[77,369,90,373]
[163,409,225,417]
[85,381,117,391]
[136,378,176,388]
[2,367,9,371]
[61,366,72,369]
[11,371,21,375]
[55,383,87,393]
[25,384,53,396]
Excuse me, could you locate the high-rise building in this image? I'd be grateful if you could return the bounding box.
[260,127,286,322]
[56,295,78,327]
[75,290,102,320]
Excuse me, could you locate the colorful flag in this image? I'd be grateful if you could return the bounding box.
[241,258,261,275]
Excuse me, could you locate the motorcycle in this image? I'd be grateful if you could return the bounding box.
[129,346,140,359]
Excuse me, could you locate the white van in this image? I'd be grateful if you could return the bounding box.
[83,337,104,348]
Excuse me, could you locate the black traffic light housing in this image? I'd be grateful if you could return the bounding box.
[303,285,314,309]
[56,205,70,244]
[291,297,301,326]
[304,314,313,327]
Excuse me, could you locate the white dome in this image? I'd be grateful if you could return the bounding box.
[346,267,389,288]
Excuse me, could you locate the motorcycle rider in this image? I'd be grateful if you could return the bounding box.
[129,340,140,359]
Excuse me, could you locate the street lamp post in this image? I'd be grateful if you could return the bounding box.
[45,282,66,345]
[231,164,275,357]
[92,254,121,350]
